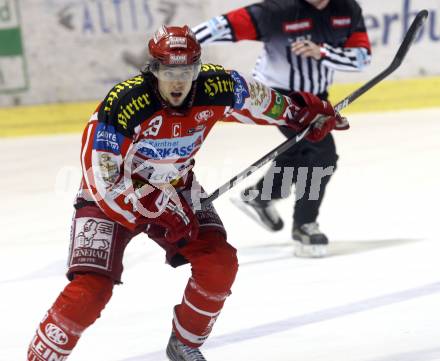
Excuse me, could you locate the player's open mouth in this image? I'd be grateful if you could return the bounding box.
[171,92,182,98]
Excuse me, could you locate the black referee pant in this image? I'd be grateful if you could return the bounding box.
[250,90,338,227]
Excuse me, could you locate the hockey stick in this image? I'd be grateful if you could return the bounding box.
[201,9,429,206]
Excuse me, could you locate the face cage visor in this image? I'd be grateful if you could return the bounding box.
[150,60,202,82]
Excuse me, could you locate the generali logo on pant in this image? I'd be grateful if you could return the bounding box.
[70,217,115,269]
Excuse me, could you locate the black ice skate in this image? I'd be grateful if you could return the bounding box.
[292,222,328,257]
[166,332,207,361]
[230,189,284,231]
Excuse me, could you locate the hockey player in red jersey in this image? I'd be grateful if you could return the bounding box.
[27,25,348,361]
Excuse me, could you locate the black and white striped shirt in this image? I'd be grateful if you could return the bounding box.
[193,0,371,95]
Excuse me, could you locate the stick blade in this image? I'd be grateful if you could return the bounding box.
[394,9,429,65]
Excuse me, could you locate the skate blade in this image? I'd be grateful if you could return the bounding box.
[294,241,328,258]
[230,197,275,231]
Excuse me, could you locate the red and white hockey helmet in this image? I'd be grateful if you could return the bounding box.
[148,25,201,65]
[148,25,202,82]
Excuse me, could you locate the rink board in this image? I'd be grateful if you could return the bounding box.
[1,76,440,138]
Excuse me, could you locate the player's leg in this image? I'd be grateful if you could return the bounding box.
[167,229,238,360]
[150,183,237,361]
[27,202,137,360]
[292,133,338,257]
[27,273,114,361]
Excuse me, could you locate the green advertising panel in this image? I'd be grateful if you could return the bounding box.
[0,0,28,93]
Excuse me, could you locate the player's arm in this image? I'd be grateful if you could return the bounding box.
[80,99,141,231]
[224,71,348,142]
[192,2,277,44]
[223,71,291,127]
[319,8,372,72]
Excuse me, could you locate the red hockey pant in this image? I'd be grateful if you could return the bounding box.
[27,230,238,359]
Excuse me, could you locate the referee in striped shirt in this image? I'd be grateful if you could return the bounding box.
[193,0,371,257]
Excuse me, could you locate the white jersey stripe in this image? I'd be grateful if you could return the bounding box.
[311,60,319,95]
[302,57,311,92]
[292,55,301,92]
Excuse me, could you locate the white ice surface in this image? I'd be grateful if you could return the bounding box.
[1,108,440,361]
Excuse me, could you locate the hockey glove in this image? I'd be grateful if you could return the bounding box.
[135,184,199,244]
[287,92,349,142]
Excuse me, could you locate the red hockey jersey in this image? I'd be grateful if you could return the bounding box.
[78,64,294,230]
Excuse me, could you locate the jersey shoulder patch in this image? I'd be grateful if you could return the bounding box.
[102,75,146,113]
[99,75,157,134]
[194,64,235,106]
